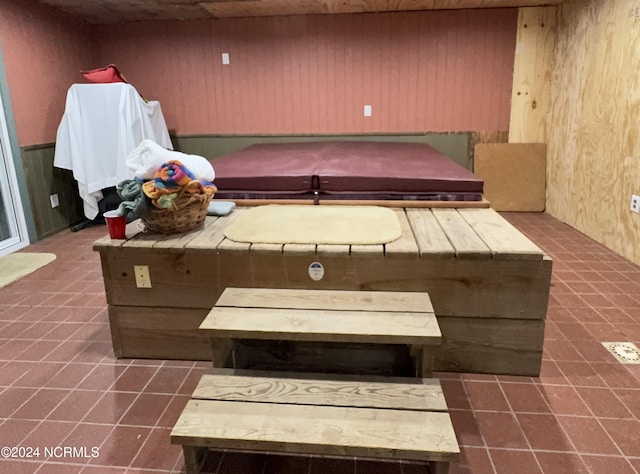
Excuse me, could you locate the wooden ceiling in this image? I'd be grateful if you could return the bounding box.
[38,0,563,24]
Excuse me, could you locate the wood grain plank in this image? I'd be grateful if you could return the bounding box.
[171,399,459,462]
[457,208,543,259]
[316,244,350,256]
[435,316,545,375]
[217,238,251,252]
[192,373,447,411]
[249,243,284,255]
[200,306,440,344]
[216,288,434,313]
[106,305,546,374]
[186,209,246,250]
[109,305,211,360]
[102,249,550,319]
[122,229,168,249]
[153,219,216,251]
[384,208,419,257]
[92,234,119,251]
[208,367,437,384]
[346,257,551,321]
[201,0,561,18]
[282,243,317,256]
[349,244,384,256]
[405,208,455,258]
[431,208,490,258]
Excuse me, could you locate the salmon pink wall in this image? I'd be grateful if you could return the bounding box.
[97,9,517,136]
[0,1,95,146]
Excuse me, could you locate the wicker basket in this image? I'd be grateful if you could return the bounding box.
[142,181,213,234]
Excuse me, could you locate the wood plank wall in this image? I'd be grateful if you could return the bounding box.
[20,145,85,238]
[95,9,517,135]
[547,0,640,265]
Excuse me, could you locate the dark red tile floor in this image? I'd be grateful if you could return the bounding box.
[0,212,639,473]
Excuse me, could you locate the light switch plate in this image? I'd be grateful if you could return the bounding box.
[134,265,152,288]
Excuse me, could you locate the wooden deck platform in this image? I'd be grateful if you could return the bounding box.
[93,207,552,376]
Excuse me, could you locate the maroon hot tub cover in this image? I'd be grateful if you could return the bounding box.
[211,141,483,202]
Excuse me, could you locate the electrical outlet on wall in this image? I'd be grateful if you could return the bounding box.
[50,194,59,208]
[134,265,152,288]
[631,195,640,213]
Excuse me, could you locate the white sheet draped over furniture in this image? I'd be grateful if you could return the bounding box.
[54,83,173,219]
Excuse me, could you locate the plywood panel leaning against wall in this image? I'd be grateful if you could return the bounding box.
[475,143,546,211]
[547,0,640,265]
[509,6,557,144]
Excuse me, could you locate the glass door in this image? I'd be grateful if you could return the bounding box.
[0,90,28,256]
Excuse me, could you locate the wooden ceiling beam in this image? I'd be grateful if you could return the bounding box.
[202,0,564,19]
[39,0,563,23]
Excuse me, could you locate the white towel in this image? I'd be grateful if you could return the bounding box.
[53,83,174,219]
[126,139,215,181]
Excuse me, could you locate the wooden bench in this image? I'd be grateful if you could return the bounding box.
[199,288,442,377]
[170,370,460,474]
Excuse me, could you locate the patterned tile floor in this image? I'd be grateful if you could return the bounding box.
[0,212,639,473]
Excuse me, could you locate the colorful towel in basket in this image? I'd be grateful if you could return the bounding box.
[142,160,216,208]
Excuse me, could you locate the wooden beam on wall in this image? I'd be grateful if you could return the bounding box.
[508,7,557,143]
[201,1,565,19]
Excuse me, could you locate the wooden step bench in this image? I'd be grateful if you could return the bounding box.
[171,370,460,474]
[200,288,442,377]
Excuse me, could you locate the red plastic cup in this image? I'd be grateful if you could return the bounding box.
[103,210,126,239]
